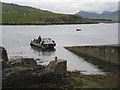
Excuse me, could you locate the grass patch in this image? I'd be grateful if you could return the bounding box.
[67,71,119,88]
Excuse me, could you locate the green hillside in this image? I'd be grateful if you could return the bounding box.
[1,2,95,24]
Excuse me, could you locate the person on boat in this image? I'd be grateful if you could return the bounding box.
[38,36,41,43]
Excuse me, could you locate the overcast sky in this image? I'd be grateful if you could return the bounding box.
[0,0,119,14]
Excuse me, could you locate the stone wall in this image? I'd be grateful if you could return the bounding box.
[65,44,120,65]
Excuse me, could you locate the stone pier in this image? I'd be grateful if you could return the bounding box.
[65,44,120,65]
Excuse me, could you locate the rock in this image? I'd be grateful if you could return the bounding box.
[34,65,46,74]
[0,46,8,61]
[2,61,12,70]
[46,59,67,77]
[9,58,37,70]
[0,46,11,70]
[2,67,36,88]
[34,59,67,84]
[2,56,68,88]
[21,58,37,69]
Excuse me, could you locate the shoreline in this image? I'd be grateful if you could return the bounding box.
[1,22,119,25]
[0,22,100,25]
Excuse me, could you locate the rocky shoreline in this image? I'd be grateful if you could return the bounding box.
[1,46,69,88]
[0,46,119,89]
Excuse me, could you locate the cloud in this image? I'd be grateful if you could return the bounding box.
[79,2,118,13]
[0,0,119,14]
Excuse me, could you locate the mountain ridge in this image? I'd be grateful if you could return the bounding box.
[76,10,119,20]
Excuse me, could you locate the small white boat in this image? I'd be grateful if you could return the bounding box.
[30,36,56,49]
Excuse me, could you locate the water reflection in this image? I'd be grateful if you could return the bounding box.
[79,54,119,74]
[30,46,56,56]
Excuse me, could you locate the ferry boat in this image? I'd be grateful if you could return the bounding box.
[30,36,56,49]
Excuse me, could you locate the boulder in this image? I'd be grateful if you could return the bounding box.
[2,61,12,70]
[21,58,37,69]
[33,59,67,84]
[46,59,67,77]
[2,67,35,88]
[10,58,37,69]
[0,46,8,61]
[0,46,11,69]
[2,57,68,88]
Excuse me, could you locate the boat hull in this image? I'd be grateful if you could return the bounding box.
[30,41,55,49]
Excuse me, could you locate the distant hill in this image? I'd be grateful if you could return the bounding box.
[1,2,96,24]
[76,10,120,20]
[2,2,50,14]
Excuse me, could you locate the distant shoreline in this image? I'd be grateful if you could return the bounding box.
[0,22,99,25]
[1,22,119,25]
